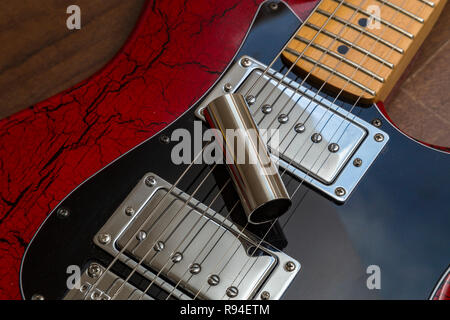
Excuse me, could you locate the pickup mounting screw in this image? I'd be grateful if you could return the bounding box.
[208,274,220,286]
[57,207,70,219]
[353,158,363,167]
[136,230,147,241]
[335,187,346,197]
[189,263,201,275]
[241,57,252,68]
[223,83,233,92]
[278,114,289,124]
[372,118,382,127]
[125,206,135,216]
[294,123,305,133]
[285,261,296,272]
[31,294,45,300]
[246,95,256,105]
[97,233,111,245]
[87,263,102,279]
[159,134,170,144]
[171,252,183,263]
[328,143,340,153]
[311,133,322,143]
[226,286,239,298]
[262,104,272,114]
[261,291,270,300]
[145,176,156,187]
[374,133,384,142]
[154,240,165,252]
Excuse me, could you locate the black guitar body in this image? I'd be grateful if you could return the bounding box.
[21,2,450,300]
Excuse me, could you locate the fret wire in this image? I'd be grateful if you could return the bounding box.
[305,22,394,68]
[332,0,414,38]
[316,8,405,53]
[293,35,385,82]
[285,47,377,95]
[419,0,435,7]
[375,0,425,22]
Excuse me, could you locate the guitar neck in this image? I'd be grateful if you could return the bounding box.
[282,0,447,103]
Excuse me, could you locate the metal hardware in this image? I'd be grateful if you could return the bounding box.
[154,240,165,252]
[31,294,45,300]
[328,143,339,153]
[125,206,135,216]
[294,123,305,133]
[260,291,270,300]
[97,233,111,245]
[204,94,291,224]
[208,274,220,286]
[353,158,363,167]
[246,95,256,105]
[285,261,296,272]
[316,9,404,54]
[194,56,389,202]
[171,252,183,263]
[278,114,289,124]
[94,173,300,300]
[375,0,424,23]
[335,187,346,197]
[189,263,201,275]
[262,104,272,114]
[226,286,239,298]
[419,0,435,7]
[374,133,384,142]
[223,83,233,92]
[311,133,322,143]
[241,57,252,68]
[294,35,387,81]
[372,119,382,127]
[64,263,153,300]
[145,175,156,187]
[57,207,69,219]
[159,134,170,144]
[269,2,279,10]
[332,0,414,38]
[285,47,377,95]
[136,230,147,241]
[305,22,394,68]
[87,263,103,279]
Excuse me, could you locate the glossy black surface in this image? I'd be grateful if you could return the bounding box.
[21,2,450,300]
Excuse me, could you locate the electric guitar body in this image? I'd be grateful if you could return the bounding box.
[0,0,449,300]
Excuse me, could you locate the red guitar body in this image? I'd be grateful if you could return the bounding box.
[1,0,449,300]
[0,0,317,300]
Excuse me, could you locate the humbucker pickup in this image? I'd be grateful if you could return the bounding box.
[195,56,389,202]
[84,173,300,300]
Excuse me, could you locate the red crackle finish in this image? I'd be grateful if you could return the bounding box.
[0,0,317,299]
[431,268,450,300]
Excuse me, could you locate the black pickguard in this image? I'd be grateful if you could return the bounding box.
[21,1,450,300]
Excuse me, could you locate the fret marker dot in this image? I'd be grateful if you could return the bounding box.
[337,45,349,55]
[358,18,368,27]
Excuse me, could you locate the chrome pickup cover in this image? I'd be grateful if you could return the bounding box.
[94,173,300,300]
[64,263,153,300]
[196,56,389,202]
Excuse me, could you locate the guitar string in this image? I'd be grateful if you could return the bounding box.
[219,0,423,300]
[87,1,336,297]
[160,0,381,299]
[94,0,418,300]
[84,145,210,298]
[125,0,413,300]
[99,0,349,299]
[160,0,404,300]
[137,0,421,300]
[123,0,374,298]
